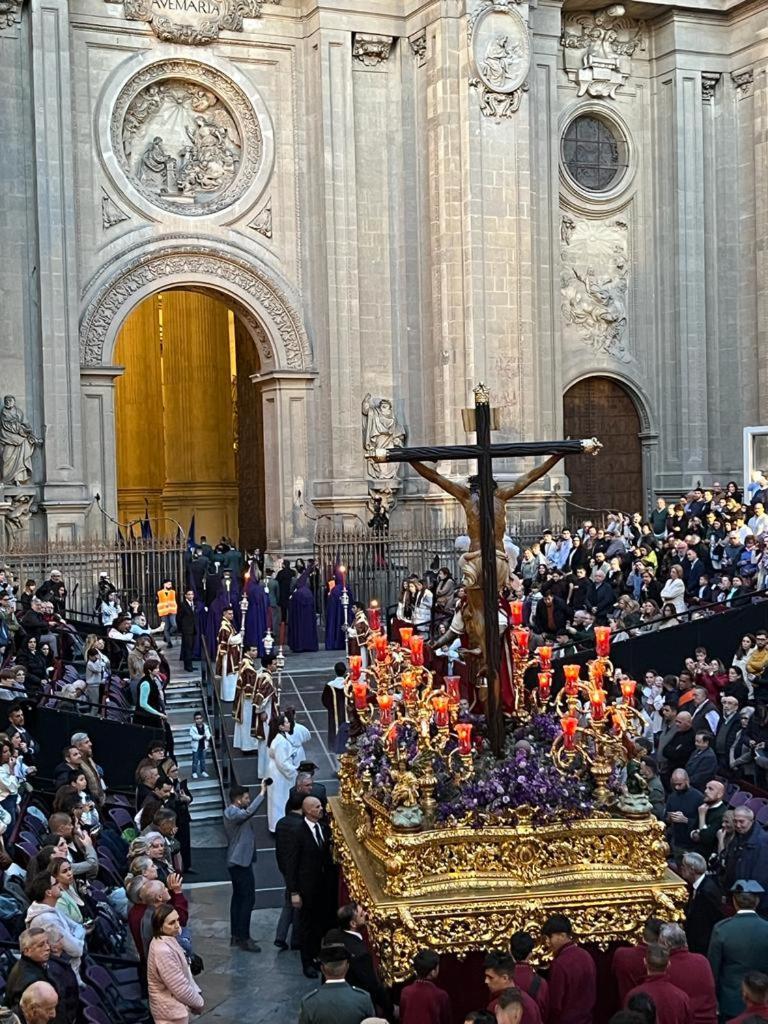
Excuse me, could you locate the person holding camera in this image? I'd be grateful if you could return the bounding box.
[223,779,269,952]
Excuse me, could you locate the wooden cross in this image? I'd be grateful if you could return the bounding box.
[371,383,598,756]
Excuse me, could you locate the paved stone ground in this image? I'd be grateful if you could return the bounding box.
[185,647,346,1020]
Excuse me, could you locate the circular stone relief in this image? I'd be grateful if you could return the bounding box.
[111,60,263,216]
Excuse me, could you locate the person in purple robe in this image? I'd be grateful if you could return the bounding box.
[324,570,353,651]
[244,576,269,656]
[287,573,319,653]
[205,571,241,658]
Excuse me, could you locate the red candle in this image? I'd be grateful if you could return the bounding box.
[561,714,578,751]
[590,689,606,722]
[455,722,473,755]
[409,635,425,666]
[373,634,388,662]
[513,627,530,655]
[445,675,461,705]
[510,600,524,626]
[537,645,552,670]
[537,671,552,701]
[432,694,450,728]
[620,678,637,703]
[352,680,368,710]
[348,655,362,680]
[563,664,581,696]
[368,603,381,631]
[399,627,413,646]
[594,625,611,658]
[377,691,393,726]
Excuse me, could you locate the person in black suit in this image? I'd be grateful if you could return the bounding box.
[274,791,305,951]
[324,903,393,1018]
[282,795,337,978]
[177,588,199,673]
[680,851,723,954]
[286,764,328,814]
[587,571,616,625]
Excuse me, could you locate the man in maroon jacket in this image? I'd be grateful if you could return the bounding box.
[510,931,549,1021]
[484,952,542,1024]
[625,944,692,1024]
[542,914,596,1024]
[659,923,717,1024]
[726,971,768,1024]
[399,949,452,1024]
[612,918,664,1004]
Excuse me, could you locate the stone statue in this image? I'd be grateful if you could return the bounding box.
[481,35,524,90]
[1,494,36,549]
[362,395,407,483]
[0,396,42,485]
[566,265,629,361]
[138,137,174,193]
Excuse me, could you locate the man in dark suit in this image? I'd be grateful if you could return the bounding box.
[283,795,337,978]
[287,764,328,813]
[298,944,374,1024]
[680,851,723,955]
[274,792,305,951]
[533,592,571,639]
[586,571,616,625]
[177,588,198,673]
[709,881,768,1020]
[323,903,392,1018]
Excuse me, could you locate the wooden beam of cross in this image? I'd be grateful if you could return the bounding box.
[369,383,600,757]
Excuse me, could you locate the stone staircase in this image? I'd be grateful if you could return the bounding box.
[165,675,223,826]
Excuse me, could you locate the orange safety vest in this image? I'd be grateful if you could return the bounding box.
[156,588,177,617]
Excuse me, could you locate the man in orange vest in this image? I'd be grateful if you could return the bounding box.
[156,579,178,647]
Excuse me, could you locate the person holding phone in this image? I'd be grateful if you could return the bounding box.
[222,779,269,952]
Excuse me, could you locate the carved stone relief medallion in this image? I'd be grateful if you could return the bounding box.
[469,2,531,119]
[111,61,263,216]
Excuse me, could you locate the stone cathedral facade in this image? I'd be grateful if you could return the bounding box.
[0,0,766,552]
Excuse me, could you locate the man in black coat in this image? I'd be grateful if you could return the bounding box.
[282,795,337,978]
[587,571,616,625]
[274,792,305,951]
[324,902,393,1018]
[5,929,52,1015]
[680,852,723,955]
[533,592,571,639]
[176,588,199,673]
[287,764,328,813]
[663,712,697,773]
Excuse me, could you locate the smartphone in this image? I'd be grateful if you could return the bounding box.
[263,777,273,786]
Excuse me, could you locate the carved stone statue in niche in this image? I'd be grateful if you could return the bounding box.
[362,394,407,487]
[122,80,242,208]
[561,219,631,363]
[0,396,42,485]
[1,494,36,550]
[561,4,643,99]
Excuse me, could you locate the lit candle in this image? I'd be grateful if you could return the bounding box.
[513,627,530,655]
[399,627,413,647]
[594,625,611,658]
[510,600,524,626]
[590,689,606,722]
[455,722,473,755]
[432,694,450,728]
[352,680,368,710]
[377,691,393,726]
[445,675,461,705]
[373,634,388,662]
[348,655,362,681]
[537,645,552,670]
[620,678,637,703]
[537,671,552,701]
[368,603,381,632]
[409,635,424,666]
[560,714,578,751]
[563,664,581,696]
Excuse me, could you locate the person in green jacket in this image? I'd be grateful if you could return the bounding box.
[299,944,374,1024]
[708,880,768,1019]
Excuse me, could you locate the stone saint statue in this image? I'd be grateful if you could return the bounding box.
[362,395,407,482]
[0,396,42,485]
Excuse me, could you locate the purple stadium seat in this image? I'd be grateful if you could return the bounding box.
[729,790,750,807]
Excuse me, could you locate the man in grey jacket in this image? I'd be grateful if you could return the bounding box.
[223,780,268,952]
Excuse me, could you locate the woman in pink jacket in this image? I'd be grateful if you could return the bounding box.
[147,904,204,1024]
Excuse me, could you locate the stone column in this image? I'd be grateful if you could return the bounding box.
[254,371,316,554]
[80,366,124,539]
[753,67,768,423]
[29,0,88,533]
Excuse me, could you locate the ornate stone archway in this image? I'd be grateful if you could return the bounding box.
[79,239,316,550]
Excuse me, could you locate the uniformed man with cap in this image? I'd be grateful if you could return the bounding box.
[298,943,375,1024]
[708,879,768,1020]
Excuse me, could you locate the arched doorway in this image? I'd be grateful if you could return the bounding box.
[113,290,265,546]
[562,377,643,515]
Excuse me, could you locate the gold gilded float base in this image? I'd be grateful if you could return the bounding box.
[330,796,688,984]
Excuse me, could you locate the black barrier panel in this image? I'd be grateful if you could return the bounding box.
[0,705,164,791]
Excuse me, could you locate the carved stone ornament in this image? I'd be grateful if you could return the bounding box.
[0,396,43,486]
[249,198,272,238]
[561,4,643,100]
[352,33,394,68]
[701,73,720,103]
[114,0,272,45]
[560,217,631,363]
[101,188,130,229]
[111,61,262,217]
[468,1,531,119]
[0,494,37,551]
[0,0,23,30]
[410,31,427,65]
[732,69,753,96]
[79,240,311,371]
[362,394,407,488]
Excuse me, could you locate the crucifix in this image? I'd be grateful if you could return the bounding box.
[368,383,600,757]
